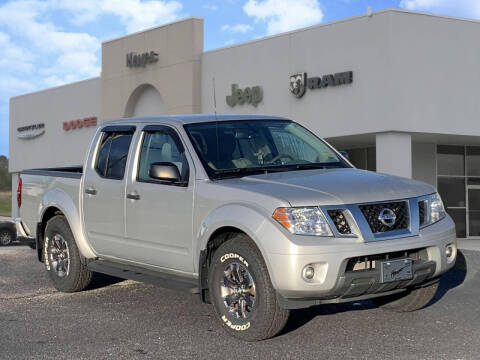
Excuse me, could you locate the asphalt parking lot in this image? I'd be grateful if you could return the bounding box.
[0,247,479,360]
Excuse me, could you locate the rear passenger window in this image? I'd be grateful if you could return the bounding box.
[95,132,133,179]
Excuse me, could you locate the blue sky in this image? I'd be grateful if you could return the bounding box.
[1,0,479,157]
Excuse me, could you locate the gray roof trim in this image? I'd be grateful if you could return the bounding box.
[101,114,290,126]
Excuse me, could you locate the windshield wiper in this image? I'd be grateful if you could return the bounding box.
[292,163,344,170]
[213,163,344,179]
[213,167,270,177]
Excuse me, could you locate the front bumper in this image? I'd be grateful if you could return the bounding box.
[266,216,456,308]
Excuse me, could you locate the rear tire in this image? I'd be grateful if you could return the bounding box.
[44,215,92,292]
[371,282,439,312]
[208,233,289,341]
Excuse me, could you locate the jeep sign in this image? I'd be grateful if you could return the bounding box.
[226,84,263,107]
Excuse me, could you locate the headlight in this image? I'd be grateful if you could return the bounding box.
[272,207,333,236]
[421,193,446,227]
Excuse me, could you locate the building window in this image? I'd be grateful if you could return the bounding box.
[437,145,480,238]
[437,145,464,176]
[344,147,376,171]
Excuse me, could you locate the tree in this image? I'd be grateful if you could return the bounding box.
[0,156,11,191]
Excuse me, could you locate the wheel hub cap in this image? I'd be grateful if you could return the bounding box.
[0,231,11,245]
[48,234,70,278]
[220,262,256,319]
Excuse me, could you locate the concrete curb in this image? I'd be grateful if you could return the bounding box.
[457,239,480,252]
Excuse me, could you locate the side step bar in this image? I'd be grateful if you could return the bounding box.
[87,259,199,294]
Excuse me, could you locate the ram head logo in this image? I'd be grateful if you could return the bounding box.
[289,73,307,98]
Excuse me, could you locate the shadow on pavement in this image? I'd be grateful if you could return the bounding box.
[429,250,467,305]
[280,299,376,336]
[280,250,469,336]
[86,272,125,291]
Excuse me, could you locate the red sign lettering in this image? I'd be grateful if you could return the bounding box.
[63,116,98,131]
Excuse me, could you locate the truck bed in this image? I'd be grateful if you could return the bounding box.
[19,166,83,239]
[22,166,83,179]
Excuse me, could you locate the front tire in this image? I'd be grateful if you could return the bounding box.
[371,282,439,312]
[44,215,92,292]
[208,234,289,341]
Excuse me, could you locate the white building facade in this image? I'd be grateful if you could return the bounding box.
[9,9,480,238]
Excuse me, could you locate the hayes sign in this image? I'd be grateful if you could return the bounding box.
[289,71,353,98]
[226,84,263,107]
[126,51,159,68]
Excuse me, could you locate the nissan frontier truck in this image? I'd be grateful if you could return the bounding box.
[15,115,457,341]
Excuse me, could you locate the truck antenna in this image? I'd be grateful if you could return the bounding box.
[213,77,219,163]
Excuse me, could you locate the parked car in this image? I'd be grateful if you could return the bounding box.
[0,221,16,246]
[15,115,457,341]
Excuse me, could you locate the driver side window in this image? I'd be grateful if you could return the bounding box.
[137,129,189,183]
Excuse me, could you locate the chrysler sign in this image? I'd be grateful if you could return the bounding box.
[17,123,45,139]
[289,71,353,98]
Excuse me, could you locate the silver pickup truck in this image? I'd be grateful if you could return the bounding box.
[16,115,457,341]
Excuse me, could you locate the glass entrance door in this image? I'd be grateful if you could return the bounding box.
[468,187,480,238]
[437,145,480,238]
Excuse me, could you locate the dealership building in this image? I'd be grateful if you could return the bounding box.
[8,9,480,239]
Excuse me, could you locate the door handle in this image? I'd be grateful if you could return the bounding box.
[126,193,141,200]
[85,188,97,195]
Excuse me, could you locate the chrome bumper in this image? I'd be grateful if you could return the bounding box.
[14,218,36,248]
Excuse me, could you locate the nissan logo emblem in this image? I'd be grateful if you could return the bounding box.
[378,208,396,227]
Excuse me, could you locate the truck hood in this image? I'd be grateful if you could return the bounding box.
[218,168,435,206]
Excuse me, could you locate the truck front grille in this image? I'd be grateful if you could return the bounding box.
[359,201,409,234]
[327,209,352,234]
[419,200,428,226]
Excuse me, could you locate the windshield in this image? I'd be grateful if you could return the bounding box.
[184,119,350,179]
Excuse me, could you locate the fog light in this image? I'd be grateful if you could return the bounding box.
[445,243,457,264]
[303,265,315,280]
[445,246,452,258]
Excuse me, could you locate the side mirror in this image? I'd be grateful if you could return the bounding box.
[149,162,181,182]
[339,150,350,160]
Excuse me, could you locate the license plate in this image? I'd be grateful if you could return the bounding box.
[381,258,413,283]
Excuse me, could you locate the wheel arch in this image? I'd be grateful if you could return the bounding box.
[38,189,96,262]
[198,225,254,303]
[36,206,64,261]
[196,203,281,303]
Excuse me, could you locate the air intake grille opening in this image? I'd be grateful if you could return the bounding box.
[327,209,352,235]
[419,200,428,226]
[359,201,409,234]
[345,248,428,272]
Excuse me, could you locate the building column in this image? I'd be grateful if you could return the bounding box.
[376,132,412,178]
[11,172,18,218]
